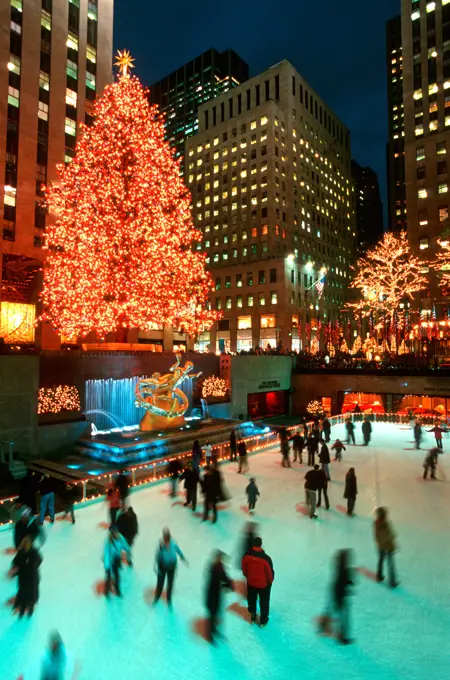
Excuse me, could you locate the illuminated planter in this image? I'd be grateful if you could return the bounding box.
[0,302,36,344]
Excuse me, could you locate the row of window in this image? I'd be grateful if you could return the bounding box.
[216,292,278,309]
[418,183,448,198]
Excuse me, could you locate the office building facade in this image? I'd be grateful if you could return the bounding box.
[352,160,384,255]
[402,0,450,313]
[387,14,407,231]
[149,48,249,170]
[0,0,113,344]
[186,60,356,353]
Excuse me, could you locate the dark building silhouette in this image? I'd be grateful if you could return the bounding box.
[352,161,384,255]
[149,48,249,171]
[386,15,406,232]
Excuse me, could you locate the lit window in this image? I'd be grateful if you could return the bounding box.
[418,188,427,199]
[65,118,76,136]
[426,1,436,12]
[411,10,420,20]
[260,116,268,125]
[225,296,232,309]
[416,147,425,161]
[262,225,268,235]
[4,185,16,207]
[8,86,19,107]
[415,125,424,136]
[259,293,266,306]
[439,206,449,222]
[11,21,21,34]
[236,295,243,308]
[11,0,22,9]
[38,101,49,121]
[429,84,438,95]
[87,45,97,63]
[214,165,219,174]
[430,121,438,132]
[260,314,276,328]
[213,137,219,146]
[270,291,278,304]
[247,295,254,307]
[67,32,79,50]
[66,88,77,107]
[240,170,247,179]
[419,237,429,250]
[413,89,423,100]
[197,145,203,153]
[67,60,78,79]
[439,183,448,194]
[88,0,98,20]
[8,55,20,75]
[41,9,51,30]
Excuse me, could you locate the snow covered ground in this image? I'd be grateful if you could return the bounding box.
[1,421,450,680]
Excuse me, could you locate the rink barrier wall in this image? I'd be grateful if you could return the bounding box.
[0,412,422,530]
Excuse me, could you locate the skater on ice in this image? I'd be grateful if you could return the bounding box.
[304,464,322,519]
[427,423,445,451]
[345,418,356,445]
[115,469,130,508]
[38,473,55,525]
[202,465,220,523]
[330,549,354,644]
[11,535,43,618]
[246,477,260,514]
[103,524,131,597]
[203,440,213,466]
[179,462,200,511]
[205,550,235,643]
[319,438,331,480]
[116,506,138,566]
[14,507,45,550]
[153,528,188,606]
[423,447,439,479]
[242,536,274,627]
[167,458,182,498]
[229,429,237,462]
[413,420,422,449]
[317,466,330,510]
[237,438,249,474]
[344,468,358,516]
[291,430,304,463]
[306,433,318,466]
[362,418,372,446]
[374,507,398,588]
[331,438,346,461]
[321,416,331,443]
[106,484,121,526]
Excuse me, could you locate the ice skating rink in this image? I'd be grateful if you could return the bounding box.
[1,421,450,680]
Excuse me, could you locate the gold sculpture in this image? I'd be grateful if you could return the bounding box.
[135,354,201,431]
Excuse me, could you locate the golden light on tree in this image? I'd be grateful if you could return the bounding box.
[306,400,324,417]
[347,232,428,320]
[434,240,450,290]
[38,385,81,414]
[40,51,220,339]
[201,376,229,399]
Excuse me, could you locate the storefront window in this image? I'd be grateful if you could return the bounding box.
[260,314,276,328]
[238,316,252,329]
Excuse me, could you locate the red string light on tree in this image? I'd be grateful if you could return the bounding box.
[40,50,220,340]
[38,385,81,414]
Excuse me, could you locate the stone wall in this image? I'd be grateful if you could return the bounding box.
[0,356,39,458]
[231,355,293,419]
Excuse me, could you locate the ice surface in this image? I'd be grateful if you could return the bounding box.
[1,422,450,680]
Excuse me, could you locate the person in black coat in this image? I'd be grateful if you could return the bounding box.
[345,419,356,445]
[306,434,318,466]
[229,429,237,461]
[318,439,331,481]
[115,470,129,508]
[117,506,138,565]
[291,431,304,463]
[322,417,331,443]
[237,440,249,474]
[205,550,234,643]
[167,459,182,498]
[202,466,220,523]
[316,468,330,510]
[192,440,202,473]
[179,464,200,511]
[331,549,354,644]
[62,482,80,524]
[14,508,44,550]
[344,468,358,516]
[362,418,372,446]
[413,422,422,450]
[11,536,43,618]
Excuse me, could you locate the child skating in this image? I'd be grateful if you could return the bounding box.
[246,478,260,514]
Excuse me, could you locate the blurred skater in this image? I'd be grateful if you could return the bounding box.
[38,474,55,525]
[331,439,346,461]
[202,466,220,523]
[39,632,77,680]
[242,537,274,627]
[62,482,79,524]
[362,418,372,446]
[319,439,331,480]
[246,477,260,514]
[203,440,213,466]
[330,549,354,644]
[291,430,304,463]
[413,421,422,450]
[153,528,188,605]
[237,439,249,474]
[427,423,445,451]
[192,440,202,473]
[304,465,322,519]
[374,507,398,588]
[345,418,356,445]
[115,469,129,508]
[103,525,131,597]
[179,463,200,511]
[423,447,439,479]
[306,434,318,466]
[322,416,331,443]
[205,550,234,643]
[167,458,182,498]
[11,536,42,618]
[344,468,357,516]
[106,484,121,526]
[229,429,237,462]
[14,507,45,550]
[317,467,330,510]
[117,506,138,566]
[281,436,291,468]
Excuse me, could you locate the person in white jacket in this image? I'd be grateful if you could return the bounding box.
[103,525,131,597]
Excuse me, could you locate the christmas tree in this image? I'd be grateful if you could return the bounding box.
[351,335,362,355]
[41,51,219,339]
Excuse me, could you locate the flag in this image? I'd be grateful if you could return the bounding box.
[315,275,325,298]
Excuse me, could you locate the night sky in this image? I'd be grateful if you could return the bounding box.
[114,0,401,226]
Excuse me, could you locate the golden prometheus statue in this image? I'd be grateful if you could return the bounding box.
[135,354,201,432]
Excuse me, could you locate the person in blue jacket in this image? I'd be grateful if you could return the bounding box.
[103,525,131,597]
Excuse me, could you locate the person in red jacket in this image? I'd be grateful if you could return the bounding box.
[242,537,274,627]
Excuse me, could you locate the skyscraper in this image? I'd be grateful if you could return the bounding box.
[402,0,450,313]
[0,0,114,345]
[149,48,249,170]
[186,60,356,353]
[386,14,407,231]
[352,160,384,255]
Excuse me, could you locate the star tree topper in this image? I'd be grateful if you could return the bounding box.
[115,49,135,77]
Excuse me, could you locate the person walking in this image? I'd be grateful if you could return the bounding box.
[306,434,318,466]
[423,447,439,479]
[39,632,76,680]
[62,482,79,524]
[38,474,55,525]
[242,537,274,627]
[14,507,45,550]
[345,418,356,445]
[153,528,188,606]
[331,549,354,644]
[106,484,121,525]
[374,507,398,588]
[281,437,291,468]
[167,458,182,498]
[116,506,138,566]
[344,468,358,516]
[229,429,237,462]
[205,550,235,643]
[322,416,331,443]
[246,477,260,514]
[115,470,129,508]
[237,439,249,474]
[316,467,330,510]
[103,524,131,597]
[427,423,445,451]
[11,536,43,618]
[179,463,200,511]
[304,465,322,519]
[291,431,304,463]
[413,421,422,450]
[331,439,346,461]
[202,466,220,523]
[319,439,331,481]
[203,441,213,466]
[192,440,202,473]
[362,418,372,446]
